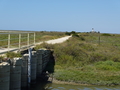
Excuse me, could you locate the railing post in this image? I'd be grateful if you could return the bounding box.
[19,34,21,50]
[8,34,10,51]
[34,32,36,45]
[27,33,29,47]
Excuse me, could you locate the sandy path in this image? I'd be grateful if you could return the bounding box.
[46,36,71,44]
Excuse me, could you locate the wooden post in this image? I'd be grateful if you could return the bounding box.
[98,32,100,45]
[27,33,29,47]
[19,34,21,50]
[34,32,36,45]
[8,34,10,51]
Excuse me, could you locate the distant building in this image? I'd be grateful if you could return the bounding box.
[90,28,99,33]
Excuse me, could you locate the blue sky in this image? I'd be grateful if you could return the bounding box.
[0,0,120,33]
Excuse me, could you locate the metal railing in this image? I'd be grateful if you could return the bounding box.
[0,32,36,54]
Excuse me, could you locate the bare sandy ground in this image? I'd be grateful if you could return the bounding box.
[45,36,71,44]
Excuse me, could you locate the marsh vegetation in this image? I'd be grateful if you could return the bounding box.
[36,32,120,86]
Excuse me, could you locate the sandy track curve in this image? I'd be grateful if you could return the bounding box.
[46,36,71,44]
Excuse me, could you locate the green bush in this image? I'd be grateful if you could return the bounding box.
[6,52,21,58]
[35,43,55,50]
[102,33,111,36]
[89,53,107,62]
[65,32,71,35]
[72,33,79,37]
[71,31,76,34]
[79,36,85,41]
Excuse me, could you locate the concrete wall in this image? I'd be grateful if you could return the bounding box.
[10,58,22,90]
[0,62,10,90]
[0,49,51,90]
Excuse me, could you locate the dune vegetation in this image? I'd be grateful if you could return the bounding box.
[36,32,120,86]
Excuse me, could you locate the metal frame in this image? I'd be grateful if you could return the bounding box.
[0,32,36,54]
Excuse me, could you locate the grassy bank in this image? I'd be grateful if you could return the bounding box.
[35,32,120,86]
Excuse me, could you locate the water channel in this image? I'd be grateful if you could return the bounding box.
[30,82,120,90]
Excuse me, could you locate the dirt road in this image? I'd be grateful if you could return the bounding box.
[46,36,71,44]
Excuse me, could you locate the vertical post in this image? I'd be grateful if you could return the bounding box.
[98,31,100,45]
[34,32,35,45]
[99,36,100,45]
[28,48,32,86]
[27,33,29,47]
[19,34,21,50]
[8,34,10,51]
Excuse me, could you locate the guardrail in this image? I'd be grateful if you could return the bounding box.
[0,32,36,54]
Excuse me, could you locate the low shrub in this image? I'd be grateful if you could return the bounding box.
[79,36,85,41]
[6,52,21,58]
[35,43,55,50]
[102,33,111,36]
[95,60,120,71]
[89,53,107,62]
[65,32,71,35]
[72,33,79,37]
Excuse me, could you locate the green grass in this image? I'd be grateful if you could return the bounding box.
[35,32,120,85]
[54,65,120,85]
[6,52,22,58]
